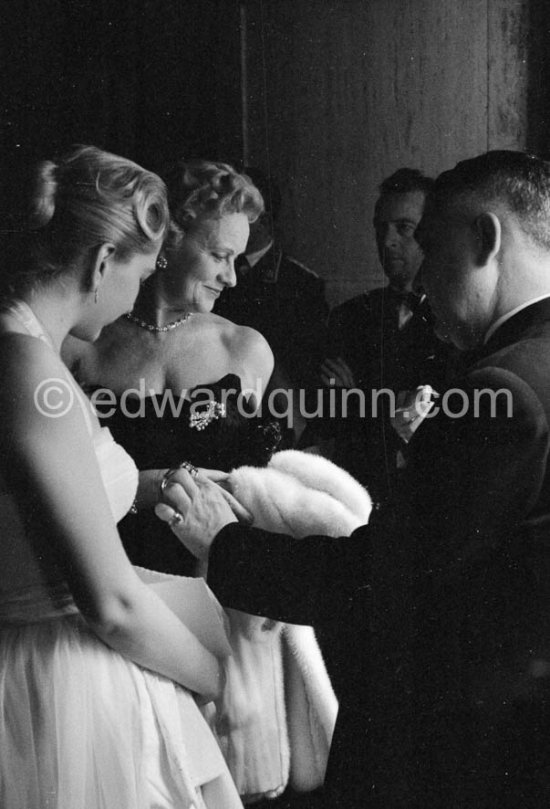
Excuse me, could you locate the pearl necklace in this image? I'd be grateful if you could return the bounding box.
[125,311,193,332]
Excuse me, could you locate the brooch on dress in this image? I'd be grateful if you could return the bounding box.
[189,400,226,431]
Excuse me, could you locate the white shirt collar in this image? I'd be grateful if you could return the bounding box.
[483,293,550,344]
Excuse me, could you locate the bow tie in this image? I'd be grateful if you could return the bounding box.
[389,289,422,310]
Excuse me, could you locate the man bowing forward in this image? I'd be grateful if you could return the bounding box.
[159,151,550,809]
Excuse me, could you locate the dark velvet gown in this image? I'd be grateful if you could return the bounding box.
[93,373,281,575]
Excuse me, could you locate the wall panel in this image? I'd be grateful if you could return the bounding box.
[488,0,529,148]
[245,0,529,306]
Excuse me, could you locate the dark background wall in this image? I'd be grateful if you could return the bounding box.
[2,0,550,306]
[244,0,548,304]
[0,0,243,170]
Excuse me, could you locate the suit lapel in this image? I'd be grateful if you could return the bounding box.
[477,298,550,361]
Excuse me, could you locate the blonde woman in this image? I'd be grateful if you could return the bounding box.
[0,146,242,809]
[63,159,275,575]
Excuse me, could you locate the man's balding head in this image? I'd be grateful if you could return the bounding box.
[426,150,550,250]
[419,151,550,350]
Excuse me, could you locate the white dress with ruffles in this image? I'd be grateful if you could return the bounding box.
[0,302,242,809]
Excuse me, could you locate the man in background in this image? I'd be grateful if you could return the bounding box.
[160,149,550,807]
[215,167,329,443]
[320,168,450,503]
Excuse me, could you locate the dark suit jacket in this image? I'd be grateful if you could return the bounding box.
[327,287,449,393]
[207,298,550,808]
[319,288,452,504]
[215,245,329,390]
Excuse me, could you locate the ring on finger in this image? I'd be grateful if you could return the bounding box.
[169,510,184,527]
[160,460,199,500]
[179,460,199,478]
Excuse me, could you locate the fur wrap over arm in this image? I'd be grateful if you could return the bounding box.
[212,450,372,798]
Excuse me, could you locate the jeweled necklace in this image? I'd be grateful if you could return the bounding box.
[125,311,193,332]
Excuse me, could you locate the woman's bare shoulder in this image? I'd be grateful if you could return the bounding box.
[207,313,270,352]
[0,331,60,380]
[0,332,69,425]
[220,316,273,365]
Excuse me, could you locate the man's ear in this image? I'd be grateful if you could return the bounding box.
[474,212,501,266]
[88,243,116,294]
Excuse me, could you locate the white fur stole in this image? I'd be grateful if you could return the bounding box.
[213,450,371,798]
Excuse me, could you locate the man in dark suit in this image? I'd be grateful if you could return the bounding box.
[159,151,550,808]
[320,169,450,503]
[215,167,329,445]
[324,168,443,393]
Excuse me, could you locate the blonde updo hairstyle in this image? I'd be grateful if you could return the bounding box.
[4,145,169,295]
[162,159,264,249]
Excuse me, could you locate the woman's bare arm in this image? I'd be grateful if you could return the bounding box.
[0,335,223,701]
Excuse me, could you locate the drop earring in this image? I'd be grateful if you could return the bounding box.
[94,289,99,304]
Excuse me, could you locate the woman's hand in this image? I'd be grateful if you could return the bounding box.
[136,465,244,513]
[191,467,230,484]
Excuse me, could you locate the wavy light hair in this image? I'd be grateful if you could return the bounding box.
[2,145,169,294]
[162,159,264,247]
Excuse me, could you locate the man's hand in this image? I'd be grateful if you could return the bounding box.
[392,385,437,443]
[320,356,356,388]
[167,467,254,524]
[154,472,249,560]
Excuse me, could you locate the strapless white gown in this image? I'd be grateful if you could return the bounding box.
[0,302,242,809]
